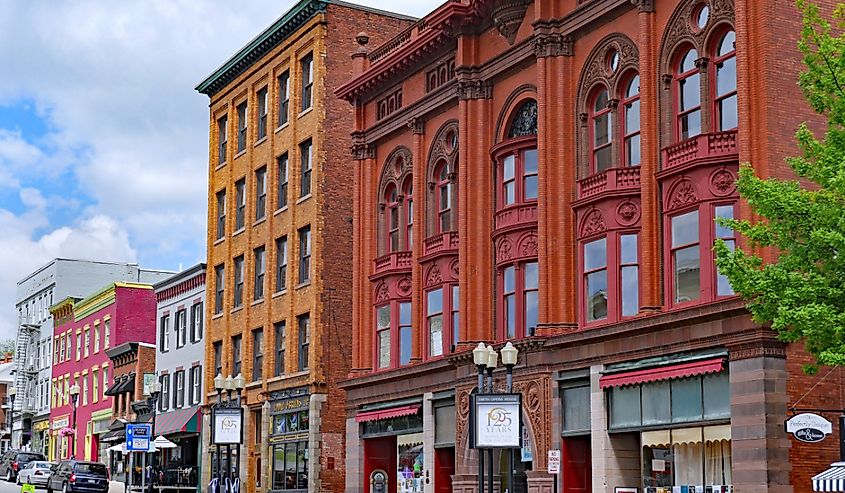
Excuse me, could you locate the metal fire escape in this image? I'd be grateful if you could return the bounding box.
[13,318,40,419]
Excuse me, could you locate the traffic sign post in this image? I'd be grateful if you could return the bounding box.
[548,450,560,493]
[126,423,152,452]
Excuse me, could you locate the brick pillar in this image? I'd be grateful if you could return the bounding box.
[259,400,270,493]
[590,365,641,493]
[309,393,326,493]
[526,471,555,493]
[423,393,435,493]
[346,416,364,493]
[729,347,792,493]
[411,120,425,364]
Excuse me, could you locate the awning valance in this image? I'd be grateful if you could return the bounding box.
[155,407,200,436]
[99,428,125,443]
[599,357,725,389]
[814,463,845,492]
[355,405,420,423]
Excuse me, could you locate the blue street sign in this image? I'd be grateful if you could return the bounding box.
[126,423,152,452]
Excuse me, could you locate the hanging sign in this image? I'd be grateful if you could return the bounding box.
[473,393,522,448]
[212,407,244,445]
[785,413,832,443]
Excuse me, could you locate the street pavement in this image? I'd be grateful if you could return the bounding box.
[0,477,124,493]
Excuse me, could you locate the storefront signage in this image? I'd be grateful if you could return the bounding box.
[786,413,832,443]
[521,426,532,461]
[143,373,155,396]
[547,450,560,474]
[51,416,69,431]
[126,423,151,452]
[273,397,307,413]
[212,407,244,445]
[473,393,522,448]
[268,432,309,444]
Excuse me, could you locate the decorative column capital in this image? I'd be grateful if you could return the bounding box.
[534,33,573,58]
[456,79,492,100]
[407,117,425,135]
[351,142,376,160]
[630,0,655,12]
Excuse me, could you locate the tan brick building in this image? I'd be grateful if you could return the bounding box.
[195,2,414,492]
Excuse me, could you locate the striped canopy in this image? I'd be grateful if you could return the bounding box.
[814,463,845,492]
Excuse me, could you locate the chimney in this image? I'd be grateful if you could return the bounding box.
[352,32,370,75]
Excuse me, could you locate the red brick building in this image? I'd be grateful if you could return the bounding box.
[337,1,843,492]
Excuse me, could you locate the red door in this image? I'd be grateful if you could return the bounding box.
[434,447,455,493]
[364,436,397,493]
[562,436,591,493]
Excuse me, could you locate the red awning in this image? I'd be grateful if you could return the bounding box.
[599,358,725,389]
[355,405,420,423]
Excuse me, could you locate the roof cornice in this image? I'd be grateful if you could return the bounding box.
[195,0,329,97]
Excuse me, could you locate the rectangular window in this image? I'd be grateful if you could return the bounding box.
[216,189,226,240]
[160,315,170,352]
[83,329,90,358]
[252,328,264,382]
[234,255,244,308]
[175,370,185,408]
[217,115,228,164]
[298,226,311,284]
[300,53,313,112]
[524,261,539,334]
[299,139,312,198]
[66,333,72,361]
[159,375,170,412]
[214,264,225,314]
[584,238,608,322]
[54,336,59,364]
[523,149,539,200]
[399,302,412,366]
[257,86,268,140]
[236,102,247,152]
[671,210,701,303]
[297,314,310,371]
[255,166,267,220]
[191,302,203,343]
[451,285,460,349]
[427,288,443,358]
[502,155,516,206]
[277,153,288,209]
[235,179,246,230]
[213,341,223,378]
[104,320,110,349]
[92,369,99,404]
[620,234,639,316]
[274,321,286,376]
[175,309,187,348]
[191,366,202,405]
[254,246,266,301]
[232,335,242,376]
[94,325,100,353]
[82,374,88,406]
[503,266,516,338]
[278,71,290,127]
[102,367,108,400]
[714,205,735,296]
[562,385,591,433]
[275,236,288,292]
[377,305,390,369]
[76,333,81,360]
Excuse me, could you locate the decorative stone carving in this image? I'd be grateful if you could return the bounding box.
[630,0,655,12]
[491,0,530,45]
[378,146,413,199]
[519,233,539,257]
[397,276,412,295]
[581,209,606,237]
[507,100,538,138]
[425,265,443,287]
[669,180,697,210]
[351,142,376,160]
[375,283,389,303]
[497,238,513,262]
[616,201,641,226]
[710,169,736,196]
[407,117,425,135]
[456,79,492,100]
[449,258,459,278]
[534,33,573,58]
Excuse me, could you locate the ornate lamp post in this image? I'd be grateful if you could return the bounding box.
[232,374,245,482]
[68,384,80,459]
[472,343,488,493]
[213,373,224,483]
[148,381,162,474]
[500,342,519,493]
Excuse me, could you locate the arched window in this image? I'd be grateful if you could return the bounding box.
[386,186,400,252]
[377,147,413,256]
[590,87,613,173]
[435,162,452,232]
[712,30,737,131]
[621,75,641,167]
[404,179,414,249]
[675,47,702,141]
[497,148,538,208]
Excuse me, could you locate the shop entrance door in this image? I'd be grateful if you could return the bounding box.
[364,437,397,493]
[562,436,591,493]
[434,447,454,493]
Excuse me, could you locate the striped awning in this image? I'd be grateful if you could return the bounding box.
[814,463,845,492]
[355,405,420,423]
[155,407,200,436]
[599,357,725,388]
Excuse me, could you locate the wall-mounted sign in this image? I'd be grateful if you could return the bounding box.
[473,393,522,448]
[212,407,244,445]
[521,425,532,462]
[143,373,156,396]
[547,450,560,474]
[786,412,832,443]
[51,416,69,431]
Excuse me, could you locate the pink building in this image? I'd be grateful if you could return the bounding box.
[48,283,158,462]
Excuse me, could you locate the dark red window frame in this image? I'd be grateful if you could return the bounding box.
[711,29,737,132]
[386,186,400,253]
[423,283,459,360]
[589,86,613,173]
[494,137,538,211]
[404,178,414,250]
[496,261,538,341]
[373,299,413,370]
[621,73,641,167]
[673,47,702,142]
[579,231,640,326]
[435,162,452,233]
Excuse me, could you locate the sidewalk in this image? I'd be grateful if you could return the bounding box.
[109,482,124,493]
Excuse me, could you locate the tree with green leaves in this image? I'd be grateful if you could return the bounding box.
[714,0,845,370]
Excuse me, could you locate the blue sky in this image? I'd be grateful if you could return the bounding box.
[0,0,438,339]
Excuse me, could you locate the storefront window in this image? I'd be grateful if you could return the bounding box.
[561,385,591,433]
[272,441,308,490]
[397,433,424,493]
[642,426,732,491]
[270,392,310,491]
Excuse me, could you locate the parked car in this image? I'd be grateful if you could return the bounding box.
[17,461,55,486]
[46,460,109,493]
[0,450,47,482]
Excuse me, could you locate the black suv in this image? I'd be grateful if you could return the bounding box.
[0,450,46,482]
[47,460,109,493]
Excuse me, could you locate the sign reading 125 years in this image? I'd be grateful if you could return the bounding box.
[785,412,832,443]
[473,393,522,448]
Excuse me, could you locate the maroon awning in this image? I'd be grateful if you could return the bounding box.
[355,405,420,423]
[599,358,725,389]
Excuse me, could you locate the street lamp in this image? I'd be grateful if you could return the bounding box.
[232,374,245,482]
[148,381,162,473]
[472,343,488,493]
[68,384,80,459]
[7,387,16,449]
[500,342,520,493]
[213,374,224,484]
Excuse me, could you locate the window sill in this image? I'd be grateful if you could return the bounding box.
[212,312,224,320]
[253,217,267,228]
[213,237,225,246]
[246,380,262,390]
[254,137,268,148]
[266,370,309,384]
[274,206,289,216]
[272,290,287,299]
[298,107,313,118]
[295,281,311,290]
[251,298,264,307]
[215,161,227,171]
[232,228,245,237]
[234,149,247,159]
[275,122,289,134]
[296,194,312,205]
[230,306,244,315]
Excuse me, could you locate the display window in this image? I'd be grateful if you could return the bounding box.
[397,433,424,493]
[642,425,732,493]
